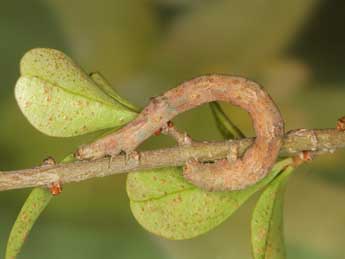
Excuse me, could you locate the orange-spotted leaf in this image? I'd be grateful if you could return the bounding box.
[127,159,293,240]
[15,48,137,137]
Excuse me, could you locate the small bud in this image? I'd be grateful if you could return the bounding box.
[42,156,56,166]
[49,182,62,196]
[336,116,345,131]
[154,128,162,136]
[301,150,313,161]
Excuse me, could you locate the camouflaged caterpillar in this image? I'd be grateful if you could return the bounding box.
[75,75,284,191]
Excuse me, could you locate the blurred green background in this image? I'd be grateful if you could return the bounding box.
[1,0,345,258]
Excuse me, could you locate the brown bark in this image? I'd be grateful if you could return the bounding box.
[1,129,344,192]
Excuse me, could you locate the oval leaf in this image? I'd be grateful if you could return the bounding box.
[8,66,139,256]
[20,48,116,105]
[15,48,137,137]
[209,102,245,139]
[251,165,294,259]
[127,158,292,240]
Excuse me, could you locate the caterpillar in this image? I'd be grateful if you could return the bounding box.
[75,75,284,191]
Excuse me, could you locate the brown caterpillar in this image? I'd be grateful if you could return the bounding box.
[75,75,284,191]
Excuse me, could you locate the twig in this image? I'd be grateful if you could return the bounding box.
[0,128,344,192]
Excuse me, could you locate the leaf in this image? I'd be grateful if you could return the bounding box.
[15,48,137,137]
[209,102,245,139]
[127,158,292,240]
[251,165,294,259]
[5,188,52,259]
[89,72,140,113]
[6,56,137,259]
[5,155,75,259]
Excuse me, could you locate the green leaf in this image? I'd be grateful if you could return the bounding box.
[8,55,140,257]
[15,48,137,137]
[89,72,140,113]
[5,188,52,259]
[209,102,245,139]
[251,165,294,259]
[127,158,292,240]
[5,155,75,259]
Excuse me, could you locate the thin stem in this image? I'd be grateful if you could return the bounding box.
[0,128,344,192]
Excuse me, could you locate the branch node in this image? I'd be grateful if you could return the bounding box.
[336,116,345,131]
[292,150,313,167]
[125,151,141,167]
[42,156,56,167]
[226,141,239,162]
[162,121,193,146]
[49,182,62,196]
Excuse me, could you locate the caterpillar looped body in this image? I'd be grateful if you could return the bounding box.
[75,75,284,191]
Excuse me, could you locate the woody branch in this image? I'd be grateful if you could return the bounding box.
[0,127,345,192]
